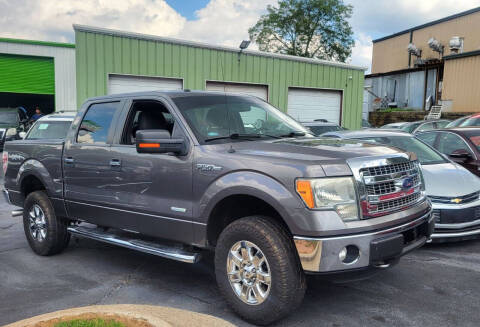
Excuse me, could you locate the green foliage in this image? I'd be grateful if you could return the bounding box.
[249,0,355,62]
[54,318,125,327]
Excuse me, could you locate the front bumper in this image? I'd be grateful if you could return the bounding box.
[430,202,480,241]
[294,210,434,273]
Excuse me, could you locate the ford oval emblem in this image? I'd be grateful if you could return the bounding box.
[402,177,414,189]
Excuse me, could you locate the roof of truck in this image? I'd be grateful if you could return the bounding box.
[86,90,265,102]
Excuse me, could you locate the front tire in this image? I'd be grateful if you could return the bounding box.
[215,216,306,325]
[23,191,70,256]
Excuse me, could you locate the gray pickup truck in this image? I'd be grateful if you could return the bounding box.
[3,91,433,325]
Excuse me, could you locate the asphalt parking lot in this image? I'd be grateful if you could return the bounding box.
[1,174,480,327]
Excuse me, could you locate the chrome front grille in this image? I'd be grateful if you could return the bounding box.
[361,161,416,177]
[372,193,422,214]
[365,174,420,196]
[359,160,423,218]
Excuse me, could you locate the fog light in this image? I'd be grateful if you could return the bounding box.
[339,245,360,264]
[339,247,347,261]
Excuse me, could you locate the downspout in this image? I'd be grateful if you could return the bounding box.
[408,30,413,68]
[422,67,428,110]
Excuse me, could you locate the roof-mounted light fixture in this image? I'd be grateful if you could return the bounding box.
[428,37,444,55]
[239,40,251,50]
[407,43,422,57]
[238,40,251,62]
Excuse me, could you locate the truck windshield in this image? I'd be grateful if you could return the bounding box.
[356,135,447,165]
[26,121,72,140]
[172,95,312,143]
[0,111,18,124]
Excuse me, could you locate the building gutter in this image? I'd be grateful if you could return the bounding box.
[443,50,480,60]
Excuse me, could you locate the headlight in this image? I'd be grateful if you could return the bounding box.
[296,177,359,221]
[5,128,17,137]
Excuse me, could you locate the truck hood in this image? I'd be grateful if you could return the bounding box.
[422,162,480,197]
[226,137,404,163]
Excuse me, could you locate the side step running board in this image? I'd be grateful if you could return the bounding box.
[67,226,201,264]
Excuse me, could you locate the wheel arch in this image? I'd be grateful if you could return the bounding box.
[17,159,57,201]
[201,171,301,247]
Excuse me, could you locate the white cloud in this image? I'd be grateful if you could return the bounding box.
[0,0,186,42]
[179,0,276,47]
[349,33,373,70]
[0,0,479,72]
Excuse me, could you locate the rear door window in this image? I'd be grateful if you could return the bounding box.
[77,102,120,144]
[436,132,473,156]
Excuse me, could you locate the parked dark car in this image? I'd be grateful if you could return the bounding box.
[445,115,471,128]
[456,114,480,127]
[0,107,29,151]
[380,120,450,134]
[416,128,480,177]
[3,91,433,325]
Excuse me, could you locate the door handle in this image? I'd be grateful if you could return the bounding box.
[110,159,121,167]
[64,157,74,164]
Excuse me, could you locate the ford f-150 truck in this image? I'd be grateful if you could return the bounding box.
[3,91,433,325]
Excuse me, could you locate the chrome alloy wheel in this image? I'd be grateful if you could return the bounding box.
[227,240,271,305]
[29,204,47,242]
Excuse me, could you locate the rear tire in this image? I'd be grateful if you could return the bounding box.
[23,191,70,256]
[215,216,306,325]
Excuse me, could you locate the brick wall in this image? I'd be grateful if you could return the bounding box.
[368,111,475,127]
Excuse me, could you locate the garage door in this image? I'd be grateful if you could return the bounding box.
[108,74,183,94]
[287,88,341,124]
[206,81,268,101]
[0,53,54,95]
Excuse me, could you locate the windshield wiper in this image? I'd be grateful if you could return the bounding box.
[204,133,262,142]
[279,131,306,138]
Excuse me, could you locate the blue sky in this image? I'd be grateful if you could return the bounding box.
[165,0,210,20]
[0,0,479,70]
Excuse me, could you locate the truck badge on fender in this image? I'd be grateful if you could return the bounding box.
[196,163,223,172]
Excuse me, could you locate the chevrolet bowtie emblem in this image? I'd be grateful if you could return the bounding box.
[451,198,463,204]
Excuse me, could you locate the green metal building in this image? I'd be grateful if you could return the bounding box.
[74,25,365,129]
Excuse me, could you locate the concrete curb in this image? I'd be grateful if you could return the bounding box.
[3,304,236,327]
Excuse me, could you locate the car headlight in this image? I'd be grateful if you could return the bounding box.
[296,177,359,222]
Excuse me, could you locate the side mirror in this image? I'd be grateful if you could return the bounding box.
[449,149,472,162]
[136,129,186,155]
[19,132,27,139]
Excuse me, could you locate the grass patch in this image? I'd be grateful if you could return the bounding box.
[54,318,125,327]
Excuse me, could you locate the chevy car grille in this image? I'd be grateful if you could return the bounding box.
[429,191,480,205]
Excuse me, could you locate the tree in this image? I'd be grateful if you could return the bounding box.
[249,0,354,62]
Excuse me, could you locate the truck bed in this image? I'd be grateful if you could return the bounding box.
[3,139,65,206]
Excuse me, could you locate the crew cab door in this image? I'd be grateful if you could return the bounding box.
[108,97,194,243]
[63,100,127,227]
